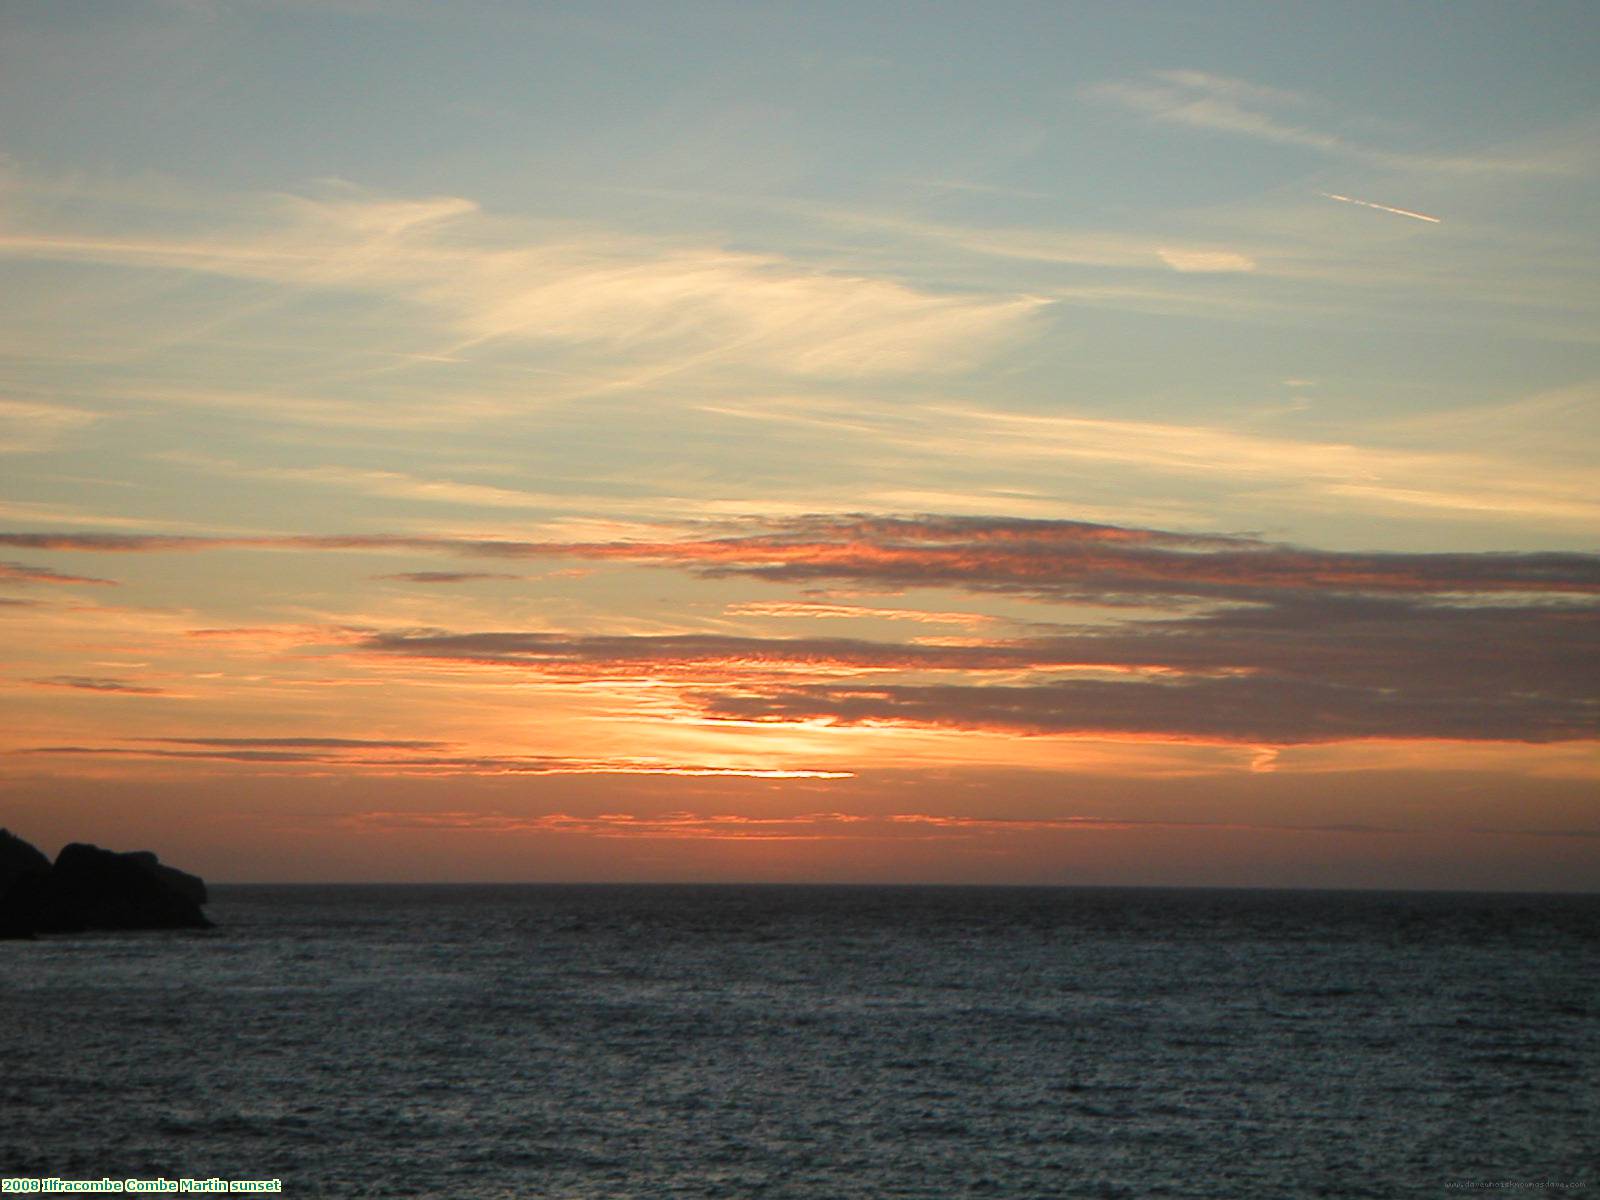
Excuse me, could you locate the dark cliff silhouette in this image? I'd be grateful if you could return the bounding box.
[0,829,211,938]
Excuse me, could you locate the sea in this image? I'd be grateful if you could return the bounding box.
[4,885,1597,1199]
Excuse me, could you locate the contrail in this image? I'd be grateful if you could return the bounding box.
[1320,192,1441,223]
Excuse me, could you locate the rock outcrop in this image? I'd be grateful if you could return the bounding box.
[0,831,212,937]
[0,829,51,938]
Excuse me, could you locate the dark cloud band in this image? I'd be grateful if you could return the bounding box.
[4,513,1598,602]
[691,676,1597,745]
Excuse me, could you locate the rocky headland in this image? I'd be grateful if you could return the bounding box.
[0,829,212,938]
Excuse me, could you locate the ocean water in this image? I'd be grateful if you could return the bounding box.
[3,885,1596,1198]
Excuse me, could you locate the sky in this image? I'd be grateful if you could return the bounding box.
[1,0,1596,887]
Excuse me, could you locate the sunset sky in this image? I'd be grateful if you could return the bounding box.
[2,0,1596,887]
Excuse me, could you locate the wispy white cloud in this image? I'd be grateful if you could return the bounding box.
[1156,247,1257,273]
[159,449,929,526]
[923,406,1600,526]
[1376,382,1600,465]
[0,176,1045,382]
[619,187,1280,292]
[429,242,1045,378]
[903,177,1051,200]
[610,182,1600,344]
[1088,73,1341,153]
[703,396,1600,531]
[1087,70,1569,175]
[164,452,584,512]
[0,400,99,453]
[0,499,218,531]
[1147,70,1305,108]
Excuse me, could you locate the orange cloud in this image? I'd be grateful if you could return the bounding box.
[1,560,117,587]
[692,677,1597,746]
[336,808,1600,843]
[28,675,166,695]
[342,809,872,840]
[16,739,850,779]
[5,514,1596,601]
